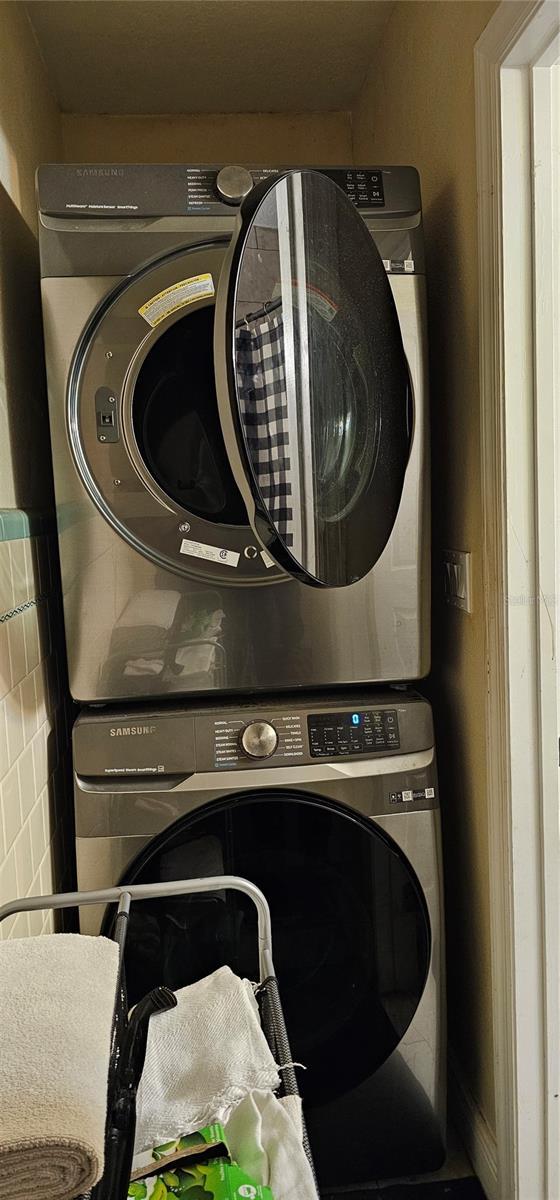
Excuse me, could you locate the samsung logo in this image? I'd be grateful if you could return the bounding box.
[76,167,125,178]
[110,725,156,737]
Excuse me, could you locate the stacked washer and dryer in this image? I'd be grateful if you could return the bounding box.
[38,163,444,1186]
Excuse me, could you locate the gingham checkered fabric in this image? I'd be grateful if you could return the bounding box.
[235,312,294,547]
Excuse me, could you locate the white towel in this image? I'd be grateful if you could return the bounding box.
[0,933,119,1200]
[225,1091,319,1200]
[124,657,164,676]
[135,966,280,1151]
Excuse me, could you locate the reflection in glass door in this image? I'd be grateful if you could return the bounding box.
[229,170,411,587]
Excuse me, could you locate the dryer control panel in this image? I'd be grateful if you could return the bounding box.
[38,163,421,219]
[191,166,385,211]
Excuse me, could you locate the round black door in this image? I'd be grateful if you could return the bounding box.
[214,171,411,587]
[108,792,431,1181]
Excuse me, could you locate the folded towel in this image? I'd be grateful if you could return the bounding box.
[0,933,119,1200]
[225,1091,318,1200]
[135,966,280,1151]
[124,657,164,676]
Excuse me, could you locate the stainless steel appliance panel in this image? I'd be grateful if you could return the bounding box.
[39,165,429,702]
[72,691,444,1184]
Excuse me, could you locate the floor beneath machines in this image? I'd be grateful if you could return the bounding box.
[322,1128,486,1199]
[373,1181,485,1198]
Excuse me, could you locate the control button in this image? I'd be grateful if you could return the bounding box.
[216,166,254,205]
[95,386,119,443]
[240,720,278,759]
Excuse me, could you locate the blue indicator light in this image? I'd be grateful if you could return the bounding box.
[352,713,361,726]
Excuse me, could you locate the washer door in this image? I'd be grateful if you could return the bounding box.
[68,243,283,584]
[214,170,411,587]
[108,792,432,1182]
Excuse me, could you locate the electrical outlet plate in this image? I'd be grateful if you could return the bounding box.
[443,549,472,612]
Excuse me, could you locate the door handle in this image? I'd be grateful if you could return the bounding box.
[406,376,415,451]
[75,773,194,794]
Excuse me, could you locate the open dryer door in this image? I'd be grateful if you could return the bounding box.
[214,170,412,587]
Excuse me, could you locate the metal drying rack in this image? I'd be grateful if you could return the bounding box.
[0,876,316,1200]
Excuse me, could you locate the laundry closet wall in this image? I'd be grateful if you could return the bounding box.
[352,0,499,1143]
[61,111,353,166]
[0,3,71,935]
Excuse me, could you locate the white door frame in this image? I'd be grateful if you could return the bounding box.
[476,3,560,1197]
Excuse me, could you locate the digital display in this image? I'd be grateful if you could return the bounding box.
[308,709,400,757]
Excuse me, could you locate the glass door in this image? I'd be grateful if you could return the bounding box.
[214,170,411,586]
[107,792,431,1182]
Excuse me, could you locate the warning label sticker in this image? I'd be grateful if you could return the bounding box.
[180,538,240,568]
[139,273,215,327]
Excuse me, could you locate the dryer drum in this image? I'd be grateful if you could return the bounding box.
[132,305,246,526]
[104,791,436,1186]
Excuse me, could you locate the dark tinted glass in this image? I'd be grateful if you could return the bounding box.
[133,306,245,525]
[110,794,430,1179]
[229,171,410,585]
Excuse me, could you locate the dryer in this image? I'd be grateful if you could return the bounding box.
[73,690,445,1185]
[38,164,430,702]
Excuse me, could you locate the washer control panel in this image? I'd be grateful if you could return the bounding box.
[73,695,431,779]
[210,706,401,768]
[308,709,400,757]
[213,714,305,769]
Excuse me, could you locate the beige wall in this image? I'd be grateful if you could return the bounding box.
[0,4,69,935]
[0,4,61,233]
[353,0,498,1132]
[61,111,352,166]
[0,2,62,510]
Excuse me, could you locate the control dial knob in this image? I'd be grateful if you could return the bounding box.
[240,720,278,759]
[216,165,254,206]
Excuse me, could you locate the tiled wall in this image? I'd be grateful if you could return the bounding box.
[0,515,71,938]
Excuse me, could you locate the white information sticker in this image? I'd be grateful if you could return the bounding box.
[180,538,240,568]
[260,549,276,569]
[139,273,215,327]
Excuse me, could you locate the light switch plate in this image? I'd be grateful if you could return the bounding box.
[443,549,472,612]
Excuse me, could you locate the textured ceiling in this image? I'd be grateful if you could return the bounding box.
[25,1,393,115]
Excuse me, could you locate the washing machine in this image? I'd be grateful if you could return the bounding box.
[73,690,445,1185]
[38,163,430,703]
